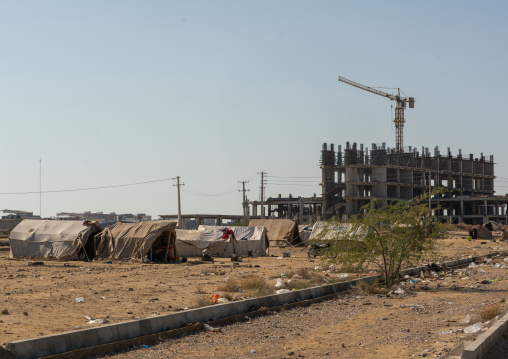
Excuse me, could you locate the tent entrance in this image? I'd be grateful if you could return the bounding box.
[149,230,177,262]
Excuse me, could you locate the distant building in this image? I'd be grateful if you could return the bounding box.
[56,211,151,223]
[1,210,40,219]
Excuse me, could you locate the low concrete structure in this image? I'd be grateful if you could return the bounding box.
[461,310,508,359]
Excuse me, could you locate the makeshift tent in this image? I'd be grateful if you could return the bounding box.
[95,220,177,261]
[468,225,492,240]
[248,219,301,246]
[484,221,503,232]
[308,221,368,251]
[9,219,102,260]
[298,224,315,244]
[175,226,268,257]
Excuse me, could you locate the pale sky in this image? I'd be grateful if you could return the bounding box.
[0,1,507,218]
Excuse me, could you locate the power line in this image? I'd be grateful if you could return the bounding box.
[0,178,174,195]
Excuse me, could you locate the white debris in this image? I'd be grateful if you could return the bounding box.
[463,322,483,334]
[337,273,349,279]
[468,262,478,268]
[275,278,285,289]
[276,289,291,294]
[394,287,405,295]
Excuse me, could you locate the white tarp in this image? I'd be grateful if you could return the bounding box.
[309,221,366,241]
[175,226,268,257]
[9,219,99,260]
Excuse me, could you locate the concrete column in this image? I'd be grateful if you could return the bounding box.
[460,200,464,223]
[483,199,488,223]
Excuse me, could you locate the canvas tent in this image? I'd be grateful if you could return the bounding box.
[175,226,268,257]
[95,220,177,261]
[9,219,102,260]
[248,219,301,246]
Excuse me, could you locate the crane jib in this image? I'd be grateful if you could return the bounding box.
[338,75,415,153]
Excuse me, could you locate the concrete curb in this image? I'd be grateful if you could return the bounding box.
[5,252,498,359]
[461,311,508,359]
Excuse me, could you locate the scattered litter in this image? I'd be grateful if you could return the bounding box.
[141,345,149,349]
[204,323,221,332]
[462,314,471,324]
[495,263,504,268]
[251,350,257,354]
[28,261,44,266]
[329,264,336,271]
[394,287,405,295]
[105,260,112,264]
[440,329,462,335]
[275,278,285,289]
[281,273,287,277]
[283,252,291,257]
[217,298,229,303]
[85,316,109,324]
[337,273,349,279]
[276,257,283,260]
[468,263,477,268]
[75,297,84,303]
[212,294,219,304]
[481,280,491,284]
[276,289,290,294]
[464,322,483,334]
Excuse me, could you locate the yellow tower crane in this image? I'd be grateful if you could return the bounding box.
[338,76,415,153]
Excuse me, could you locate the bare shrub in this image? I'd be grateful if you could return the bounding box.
[195,295,212,307]
[217,279,242,292]
[478,303,501,322]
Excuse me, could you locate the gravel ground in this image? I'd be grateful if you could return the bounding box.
[101,255,508,359]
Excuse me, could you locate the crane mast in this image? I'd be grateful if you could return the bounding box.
[338,76,414,153]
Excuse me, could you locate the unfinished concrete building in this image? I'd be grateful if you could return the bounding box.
[321,142,508,224]
[249,194,322,225]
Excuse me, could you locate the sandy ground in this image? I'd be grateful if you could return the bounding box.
[1,229,508,358]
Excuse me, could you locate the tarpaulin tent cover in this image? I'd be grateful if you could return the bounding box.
[484,221,503,232]
[95,220,177,260]
[248,219,301,245]
[175,226,268,257]
[9,219,101,260]
[309,221,367,241]
[469,225,492,240]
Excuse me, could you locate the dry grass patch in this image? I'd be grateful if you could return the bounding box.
[351,280,389,295]
[217,275,272,297]
[195,285,207,294]
[195,295,213,307]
